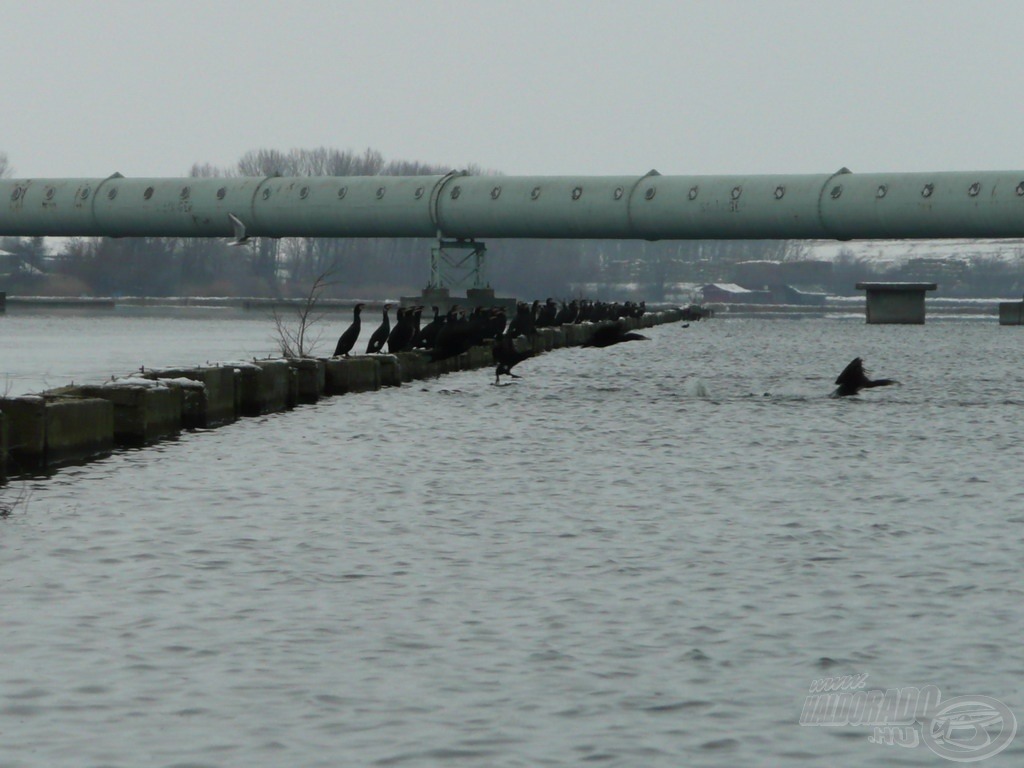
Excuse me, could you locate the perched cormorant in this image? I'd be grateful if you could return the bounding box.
[333,303,363,357]
[832,357,897,397]
[365,304,392,354]
[428,306,489,362]
[414,306,442,349]
[583,322,649,348]
[507,301,536,339]
[387,306,416,353]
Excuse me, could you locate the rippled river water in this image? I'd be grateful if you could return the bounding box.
[2,306,1023,766]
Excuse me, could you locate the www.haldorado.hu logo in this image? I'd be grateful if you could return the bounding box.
[800,674,1016,762]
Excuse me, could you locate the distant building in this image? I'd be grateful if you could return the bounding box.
[701,282,827,306]
[701,283,772,303]
[733,259,833,289]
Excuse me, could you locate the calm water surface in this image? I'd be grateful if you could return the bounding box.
[1,307,1023,766]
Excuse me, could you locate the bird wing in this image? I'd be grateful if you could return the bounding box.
[835,357,868,387]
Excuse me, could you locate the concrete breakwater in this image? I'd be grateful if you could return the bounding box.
[0,310,685,482]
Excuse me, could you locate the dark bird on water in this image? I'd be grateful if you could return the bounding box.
[583,322,649,348]
[832,357,898,397]
[366,304,392,354]
[333,303,363,357]
[492,333,535,384]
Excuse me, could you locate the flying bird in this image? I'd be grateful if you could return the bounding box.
[832,357,897,397]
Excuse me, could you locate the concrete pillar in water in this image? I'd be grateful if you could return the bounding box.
[234,360,292,416]
[286,358,325,405]
[323,357,381,395]
[1,395,116,470]
[0,397,46,472]
[0,410,7,482]
[376,355,403,387]
[856,282,937,324]
[45,397,116,461]
[57,383,182,445]
[144,366,238,427]
[998,300,1024,325]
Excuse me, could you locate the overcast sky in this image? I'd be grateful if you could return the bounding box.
[4,0,1023,179]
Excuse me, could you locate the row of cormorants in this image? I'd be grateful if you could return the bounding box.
[332,298,654,383]
[331,299,897,396]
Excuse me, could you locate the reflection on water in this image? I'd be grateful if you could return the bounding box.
[2,309,1023,767]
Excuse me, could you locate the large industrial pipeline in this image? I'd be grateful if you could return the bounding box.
[3,168,1024,241]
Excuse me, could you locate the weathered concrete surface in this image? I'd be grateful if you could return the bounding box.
[322,356,381,395]
[235,360,291,416]
[376,355,403,387]
[62,384,182,445]
[565,325,589,346]
[856,282,937,325]
[286,358,325,405]
[44,397,115,464]
[999,301,1024,326]
[0,411,7,482]
[533,328,555,352]
[0,395,115,472]
[0,397,47,473]
[145,366,237,427]
[395,351,430,382]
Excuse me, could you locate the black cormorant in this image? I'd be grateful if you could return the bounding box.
[414,306,442,349]
[584,322,649,348]
[492,333,534,384]
[387,306,416,353]
[366,304,392,354]
[333,303,363,357]
[832,357,897,397]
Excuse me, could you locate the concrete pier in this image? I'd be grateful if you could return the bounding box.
[323,356,382,395]
[0,395,115,472]
[856,282,938,324]
[51,381,182,446]
[0,309,688,481]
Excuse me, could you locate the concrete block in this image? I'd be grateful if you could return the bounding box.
[0,397,47,473]
[254,360,292,412]
[67,383,182,445]
[0,411,7,482]
[467,345,493,370]
[548,325,565,350]
[857,282,937,324]
[532,329,554,352]
[287,358,325,404]
[44,397,115,465]
[377,355,403,387]
[563,324,587,346]
[234,360,291,416]
[999,302,1024,325]
[323,357,381,395]
[395,351,430,382]
[145,366,237,427]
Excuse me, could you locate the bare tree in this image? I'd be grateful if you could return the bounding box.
[273,270,336,357]
[0,152,11,178]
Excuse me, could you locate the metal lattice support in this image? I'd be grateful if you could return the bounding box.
[428,239,488,290]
